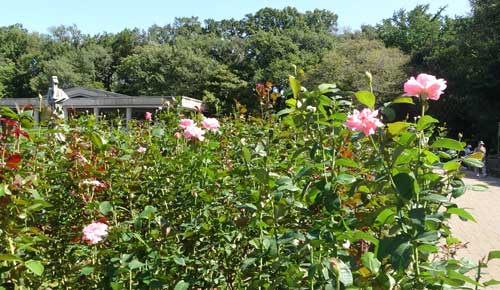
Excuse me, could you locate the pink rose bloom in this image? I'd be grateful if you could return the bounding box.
[145,112,152,120]
[137,146,146,153]
[404,73,447,100]
[201,118,220,132]
[184,126,205,141]
[346,108,384,136]
[179,118,195,129]
[82,222,108,244]
[174,132,181,139]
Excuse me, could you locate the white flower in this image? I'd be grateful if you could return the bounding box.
[82,180,105,188]
[306,106,317,112]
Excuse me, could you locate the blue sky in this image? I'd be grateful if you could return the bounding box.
[1,0,471,34]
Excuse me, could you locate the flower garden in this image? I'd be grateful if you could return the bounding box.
[1,73,499,289]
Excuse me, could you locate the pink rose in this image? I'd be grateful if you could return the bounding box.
[82,222,108,244]
[184,125,205,141]
[137,146,146,153]
[404,73,447,100]
[201,118,220,132]
[179,118,195,129]
[346,108,384,136]
[145,112,152,120]
[174,132,181,139]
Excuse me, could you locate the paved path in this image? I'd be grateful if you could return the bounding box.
[450,172,500,288]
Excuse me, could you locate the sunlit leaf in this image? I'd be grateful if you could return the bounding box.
[417,115,438,131]
[289,75,301,99]
[447,207,476,222]
[354,91,375,109]
[387,122,409,135]
[431,138,465,151]
[392,97,415,104]
[25,260,44,276]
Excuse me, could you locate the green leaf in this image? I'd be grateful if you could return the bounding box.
[127,259,145,270]
[451,179,466,198]
[447,207,476,222]
[431,138,465,151]
[336,158,359,168]
[391,242,413,270]
[276,108,294,116]
[80,266,94,276]
[466,184,488,191]
[241,257,257,271]
[415,231,439,243]
[392,97,415,104]
[462,157,484,168]
[318,83,338,93]
[151,128,164,137]
[174,256,186,266]
[422,194,450,204]
[361,252,381,274]
[352,231,379,246]
[484,279,500,286]
[443,161,461,172]
[417,115,439,131]
[25,260,44,276]
[487,250,500,261]
[423,150,440,164]
[242,147,251,163]
[337,259,353,286]
[0,107,18,120]
[336,173,356,185]
[110,282,122,290]
[387,122,409,136]
[91,132,107,149]
[289,75,301,99]
[252,168,268,184]
[0,254,22,262]
[447,270,482,286]
[375,208,395,225]
[285,98,297,108]
[99,201,113,216]
[139,205,157,220]
[174,280,190,290]
[393,173,415,200]
[0,183,11,197]
[417,244,439,253]
[354,91,375,109]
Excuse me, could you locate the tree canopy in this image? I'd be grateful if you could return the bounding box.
[0,4,499,147]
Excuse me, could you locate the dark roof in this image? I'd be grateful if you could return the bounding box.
[0,87,202,110]
[64,87,131,98]
[0,98,48,108]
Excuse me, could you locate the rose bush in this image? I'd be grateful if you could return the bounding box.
[0,73,498,289]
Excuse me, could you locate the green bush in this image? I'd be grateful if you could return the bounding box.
[0,74,498,289]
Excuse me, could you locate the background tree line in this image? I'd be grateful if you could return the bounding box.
[0,2,499,148]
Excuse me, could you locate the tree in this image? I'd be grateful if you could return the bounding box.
[376,5,444,69]
[306,39,409,101]
[115,44,222,98]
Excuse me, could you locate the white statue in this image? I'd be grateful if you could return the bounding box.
[48,76,69,118]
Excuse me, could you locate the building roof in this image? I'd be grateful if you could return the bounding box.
[0,87,203,110]
[64,87,131,99]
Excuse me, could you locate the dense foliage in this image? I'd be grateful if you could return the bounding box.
[2,3,500,145]
[372,2,500,147]
[1,73,499,289]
